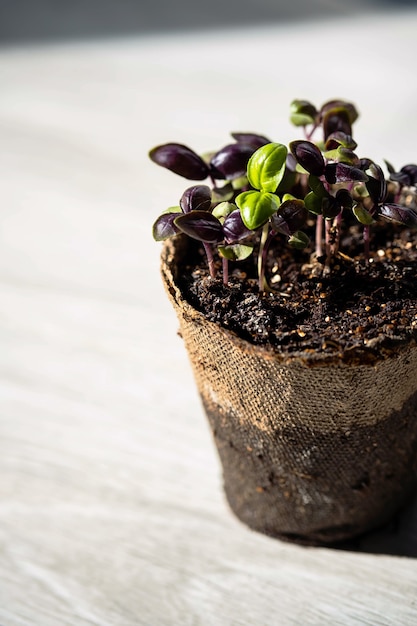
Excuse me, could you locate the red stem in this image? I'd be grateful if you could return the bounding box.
[222,256,229,286]
[316,214,323,258]
[203,242,216,279]
[363,225,370,263]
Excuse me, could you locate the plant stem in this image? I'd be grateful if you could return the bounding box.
[222,256,229,286]
[324,218,332,271]
[259,229,276,293]
[258,224,270,292]
[315,214,323,258]
[363,225,370,263]
[203,242,216,279]
[330,212,342,257]
[306,123,318,141]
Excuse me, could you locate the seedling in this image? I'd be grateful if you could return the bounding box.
[150,99,417,291]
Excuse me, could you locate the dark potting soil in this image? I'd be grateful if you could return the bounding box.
[177,221,417,357]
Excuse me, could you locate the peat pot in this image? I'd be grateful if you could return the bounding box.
[161,236,417,544]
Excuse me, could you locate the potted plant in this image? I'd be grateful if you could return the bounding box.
[149,99,417,545]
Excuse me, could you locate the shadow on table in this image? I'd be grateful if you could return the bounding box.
[335,491,417,557]
[1,0,416,46]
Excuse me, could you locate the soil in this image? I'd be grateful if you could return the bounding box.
[177,220,417,357]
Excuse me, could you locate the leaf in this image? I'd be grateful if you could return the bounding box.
[231,132,271,150]
[322,108,351,141]
[384,159,396,174]
[323,146,359,166]
[235,190,280,230]
[288,230,310,249]
[320,101,358,140]
[152,211,181,241]
[180,185,212,213]
[212,201,236,220]
[378,204,417,227]
[308,174,328,198]
[322,197,340,219]
[231,175,249,191]
[289,140,325,176]
[401,164,417,185]
[210,143,255,180]
[290,113,313,127]
[223,209,253,242]
[218,243,254,261]
[149,143,209,180]
[271,199,307,236]
[212,183,234,203]
[321,100,359,124]
[304,191,323,215]
[335,189,353,211]
[365,163,387,203]
[247,143,288,193]
[174,211,224,243]
[325,162,368,184]
[325,132,357,150]
[352,204,374,225]
[289,100,317,127]
[389,171,411,186]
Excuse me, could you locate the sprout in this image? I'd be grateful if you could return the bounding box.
[150,98,417,291]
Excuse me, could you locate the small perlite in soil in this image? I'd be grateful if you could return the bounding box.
[178,221,417,360]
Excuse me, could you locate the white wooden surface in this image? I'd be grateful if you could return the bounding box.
[1,12,417,625]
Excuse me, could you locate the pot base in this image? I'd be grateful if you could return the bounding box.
[205,391,417,544]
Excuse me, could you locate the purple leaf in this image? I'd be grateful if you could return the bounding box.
[231,133,271,150]
[174,210,224,243]
[365,163,387,203]
[378,204,417,227]
[271,199,308,236]
[322,110,351,140]
[390,171,412,186]
[325,162,368,184]
[325,131,357,151]
[335,189,353,210]
[290,140,325,176]
[152,212,181,241]
[223,209,253,243]
[149,143,209,180]
[400,164,417,186]
[180,185,212,213]
[210,143,255,180]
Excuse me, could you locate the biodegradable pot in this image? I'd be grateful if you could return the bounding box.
[161,236,417,544]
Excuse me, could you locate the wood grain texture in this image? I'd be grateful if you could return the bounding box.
[1,13,417,625]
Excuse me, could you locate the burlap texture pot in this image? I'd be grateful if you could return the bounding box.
[161,236,417,544]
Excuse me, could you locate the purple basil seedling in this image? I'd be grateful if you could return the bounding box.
[150,98,417,290]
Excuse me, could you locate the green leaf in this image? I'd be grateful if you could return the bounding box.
[231,175,248,190]
[353,204,374,225]
[308,175,328,198]
[288,230,310,249]
[212,183,234,203]
[235,190,281,230]
[212,202,236,220]
[162,205,181,214]
[218,243,254,261]
[323,146,359,165]
[304,191,323,215]
[325,131,357,150]
[290,100,317,127]
[282,193,297,202]
[290,112,315,127]
[247,143,288,193]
